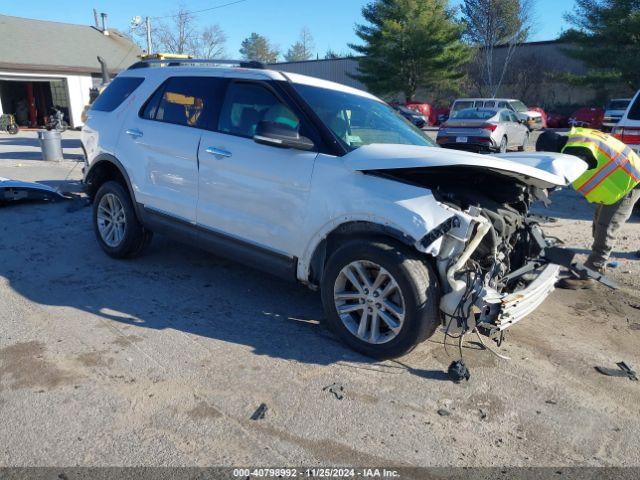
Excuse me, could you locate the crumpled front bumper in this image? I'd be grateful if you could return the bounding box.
[493,262,560,330]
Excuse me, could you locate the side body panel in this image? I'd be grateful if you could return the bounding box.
[197,132,317,255]
[118,114,201,223]
[295,154,471,282]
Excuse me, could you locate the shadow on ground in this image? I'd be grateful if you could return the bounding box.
[0,199,449,375]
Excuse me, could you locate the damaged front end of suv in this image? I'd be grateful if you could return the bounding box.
[354,148,589,340]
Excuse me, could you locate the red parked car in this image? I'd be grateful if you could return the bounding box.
[546,112,569,129]
[405,102,434,126]
[568,107,605,129]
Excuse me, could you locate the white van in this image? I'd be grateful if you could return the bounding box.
[451,98,544,130]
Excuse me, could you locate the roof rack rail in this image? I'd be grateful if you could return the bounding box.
[127,59,266,70]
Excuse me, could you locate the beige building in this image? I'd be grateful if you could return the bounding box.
[0,14,141,128]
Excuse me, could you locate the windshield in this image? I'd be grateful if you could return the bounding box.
[452,101,475,111]
[510,100,528,112]
[293,84,435,150]
[451,108,496,120]
[607,100,630,110]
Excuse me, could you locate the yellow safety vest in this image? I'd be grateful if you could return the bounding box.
[563,127,640,205]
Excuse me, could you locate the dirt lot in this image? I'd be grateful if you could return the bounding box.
[1,131,639,467]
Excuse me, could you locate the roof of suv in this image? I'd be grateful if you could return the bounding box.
[120,61,379,101]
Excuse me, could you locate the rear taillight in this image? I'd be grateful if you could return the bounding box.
[613,126,640,144]
[482,124,497,131]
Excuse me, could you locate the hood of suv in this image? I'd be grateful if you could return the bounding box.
[344,144,587,188]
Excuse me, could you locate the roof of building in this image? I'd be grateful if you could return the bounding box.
[0,14,142,75]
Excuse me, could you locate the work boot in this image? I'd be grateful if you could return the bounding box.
[557,275,595,290]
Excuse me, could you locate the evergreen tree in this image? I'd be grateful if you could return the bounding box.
[350,0,470,101]
[285,28,315,61]
[562,0,640,90]
[240,33,279,63]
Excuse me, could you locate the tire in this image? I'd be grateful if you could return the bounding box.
[92,181,151,258]
[321,239,440,359]
[518,132,529,152]
[7,124,18,135]
[499,136,508,153]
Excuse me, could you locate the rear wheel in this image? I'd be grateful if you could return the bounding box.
[321,240,440,359]
[93,181,151,258]
[499,136,508,153]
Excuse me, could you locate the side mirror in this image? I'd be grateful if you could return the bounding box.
[253,121,315,151]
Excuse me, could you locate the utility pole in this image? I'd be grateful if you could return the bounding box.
[145,16,152,54]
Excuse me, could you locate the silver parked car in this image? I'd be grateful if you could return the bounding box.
[436,108,530,153]
[451,98,543,130]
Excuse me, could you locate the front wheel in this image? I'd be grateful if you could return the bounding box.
[321,240,440,359]
[518,132,529,151]
[7,124,18,135]
[93,181,152,258]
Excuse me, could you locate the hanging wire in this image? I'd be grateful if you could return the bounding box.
[150,0,251,20]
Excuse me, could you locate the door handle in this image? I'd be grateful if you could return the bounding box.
[125,128,143,139]
[205,147,232,158]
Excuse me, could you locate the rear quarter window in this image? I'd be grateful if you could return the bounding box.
[140,76,227,130]
[626,95,640,120]
[91,77,144,112]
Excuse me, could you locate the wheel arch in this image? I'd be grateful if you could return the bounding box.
[84,155,141,218]
[302,220,421,287]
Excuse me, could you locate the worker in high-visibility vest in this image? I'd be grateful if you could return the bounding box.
[537,127,640,289]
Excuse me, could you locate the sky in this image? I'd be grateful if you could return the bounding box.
[2,0,577,59]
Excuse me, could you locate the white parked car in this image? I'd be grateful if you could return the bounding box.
[451,98,544,130]
[602,98,631,131]
[82,60,586,359]
[437,107,529,153]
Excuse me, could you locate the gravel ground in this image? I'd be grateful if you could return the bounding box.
[0,131,639,468]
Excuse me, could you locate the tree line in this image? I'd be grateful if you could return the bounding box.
[130,7,325,63]
[130,0,637,102]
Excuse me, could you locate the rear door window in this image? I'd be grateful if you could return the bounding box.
[500,111,510,122]
[218,82,299,138]
[91,77,144,112]
[140,76,227,130]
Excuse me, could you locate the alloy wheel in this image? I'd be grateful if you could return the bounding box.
[333,260,406,344]
[499,137,507,153]
[97,193,126,248]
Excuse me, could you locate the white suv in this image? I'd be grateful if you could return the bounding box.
[82,60,586,359]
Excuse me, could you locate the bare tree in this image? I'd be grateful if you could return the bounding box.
[285,27,315,62]
[190,25,227,59]
[128,5,227,58]
[156,7,197,55]
[461,0,536,96]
